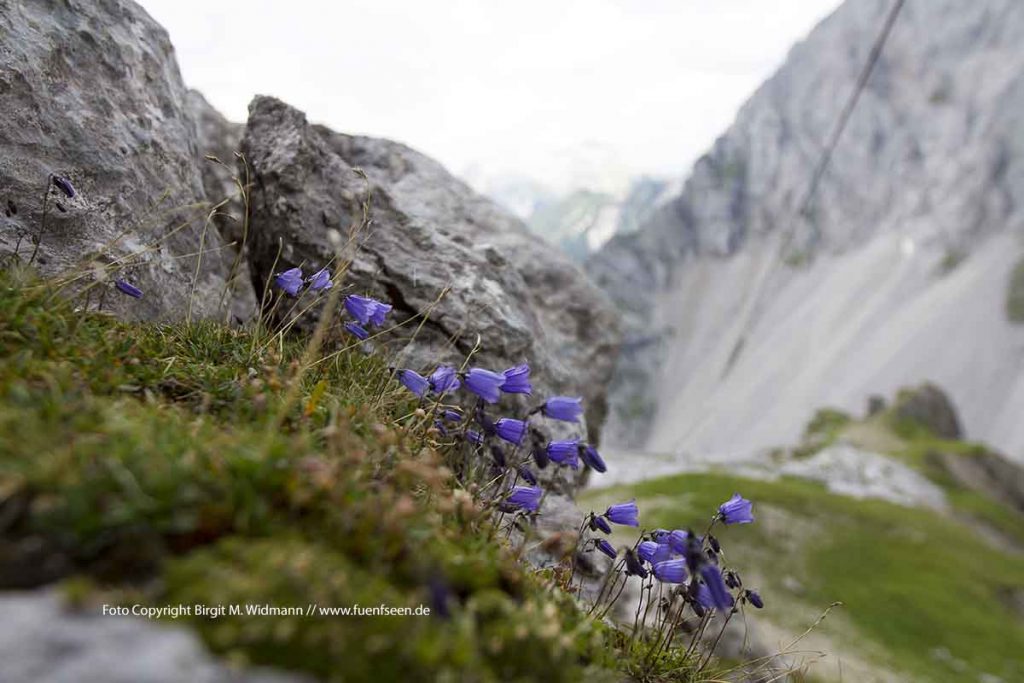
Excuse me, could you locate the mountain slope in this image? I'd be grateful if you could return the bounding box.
[588,0,1024,462]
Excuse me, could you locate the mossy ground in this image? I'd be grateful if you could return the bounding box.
[583,471,1024,683]
[0,265,706,682]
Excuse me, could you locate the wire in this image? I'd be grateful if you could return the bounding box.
[721,0,906,378]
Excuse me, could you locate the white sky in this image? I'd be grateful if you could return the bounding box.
[141,0,842,194]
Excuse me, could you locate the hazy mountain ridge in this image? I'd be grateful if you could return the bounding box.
[588,0,1024,461]
[474,172,677,261]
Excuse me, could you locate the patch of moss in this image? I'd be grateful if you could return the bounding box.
[791,408,851,459]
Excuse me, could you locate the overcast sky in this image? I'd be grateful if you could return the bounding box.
[141,0,842,194]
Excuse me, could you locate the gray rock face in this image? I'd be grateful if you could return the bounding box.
[0,590,308,683]
[589,0,1024,461]
[242,96,621,440]
[185,90,257,322]
[0,0,234,321]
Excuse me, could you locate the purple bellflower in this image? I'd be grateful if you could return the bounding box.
[581,444,607,473]
[546,440,580,469]
[344,294,391,327]
[505,485,543,513]
[464,368,505,403]
[500,364,532,395]
[429,366,460,394]
[667,529,692,555]
[442,409,463,423]
[274,267,304,297]
[745,590,764,609]
[541,396,583,422]
[344,322,369,340]
[651,543,675,565]
[114,279,143,299]
[397,369,430,397]
[306,268,333,292]
[718,493,754,524]
[637,541,660,564]
[589,514,612,535]
[604,500,639,527]
[52,175,76,198]
[465,430,485,445]
[495,418,527,446]
[652,559,688,584]
[596,539,617,560]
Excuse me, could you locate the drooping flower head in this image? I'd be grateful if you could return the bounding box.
[667,529,692,555]
[430,366,461,394]
[604,500,639,527]
[652,559,688,584]
[541,396,583,422]
[546,440,580,469]
[581,445,607,473]
[465,429,485,445]
[306,268,333,292]
[114,279,143,299]
[344,321,369,340]
[495,418,527,446]
[500,364,532,395]
[397,369,430,397]
[699,564,734,610]
[52,175,76,198]
[651,529,672,544]
[368,301,392,327]
[589,514,612,535]
[442,409,463,423]
[596,539,617,560]
[745,590,764,609]
[718,493,754,525]
[637,541,660,564]
[274,267,304,297]
[505,485,543,513]
[344,294,391,327]
[464,368,505,403]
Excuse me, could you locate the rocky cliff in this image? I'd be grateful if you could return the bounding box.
[0,0,238,322]
[589,0,1024,463]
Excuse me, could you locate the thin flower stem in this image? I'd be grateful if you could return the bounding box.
[588,557,624,616]
[28,175,52,266]
[699,607,738,672]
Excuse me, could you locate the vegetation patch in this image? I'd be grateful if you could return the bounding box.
[584,472,1024,683]
[0,263,740,681]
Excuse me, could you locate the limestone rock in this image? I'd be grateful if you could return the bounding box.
[241,96,621,441]
[0,0,235,321]
[893,383,963,439]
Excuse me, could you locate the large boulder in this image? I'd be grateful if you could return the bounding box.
[0,0,235,321]
[893,383,963,440]
[241,96,621,439]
